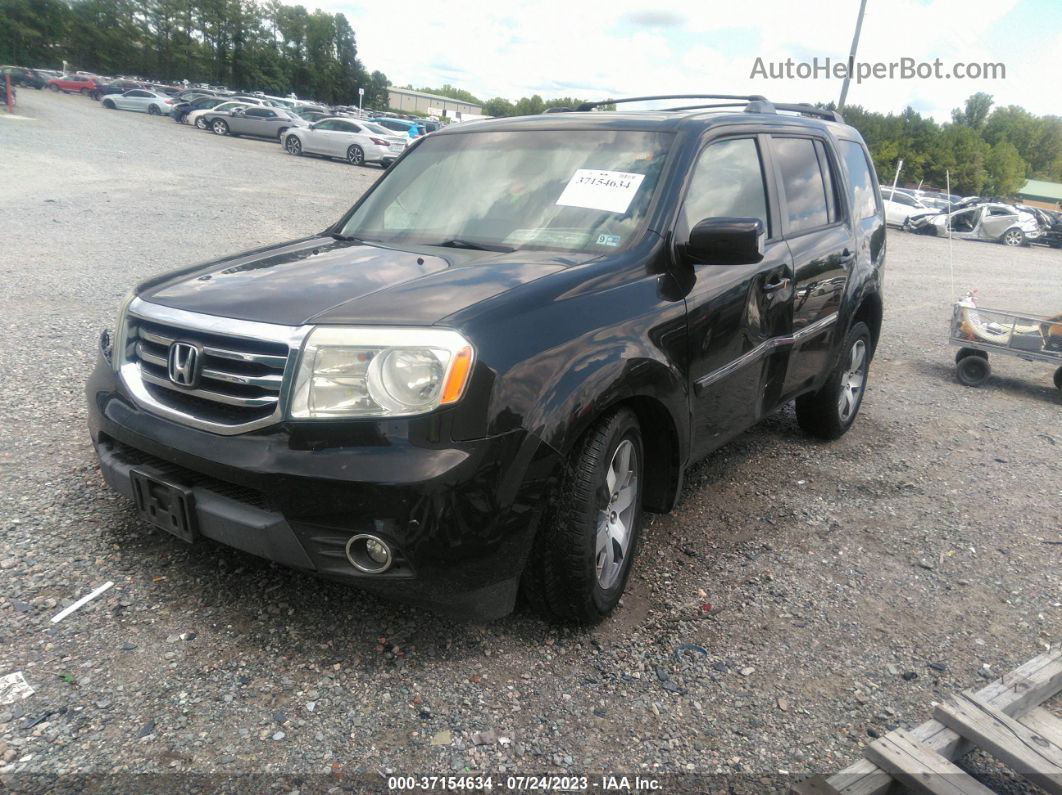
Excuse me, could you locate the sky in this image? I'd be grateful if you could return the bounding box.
[313,0,1060,120]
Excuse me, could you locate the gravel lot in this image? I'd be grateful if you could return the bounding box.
[1,91,1059,791]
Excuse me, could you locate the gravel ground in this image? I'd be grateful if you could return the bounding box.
[1,91,1060,792]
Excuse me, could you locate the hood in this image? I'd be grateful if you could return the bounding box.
[139,236,584,327]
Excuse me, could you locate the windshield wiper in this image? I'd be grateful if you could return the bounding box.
[436,238,515,253]
[328,232,360,242]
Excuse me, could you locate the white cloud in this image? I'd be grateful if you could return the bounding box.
[311,0,1055,120]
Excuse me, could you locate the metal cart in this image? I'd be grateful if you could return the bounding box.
[950,301,1062,389]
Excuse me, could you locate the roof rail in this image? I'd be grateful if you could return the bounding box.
[573,94,845,123]
[575,94,768,112]
[769,103,845,123]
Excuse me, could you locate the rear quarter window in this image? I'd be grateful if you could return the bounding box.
[839,140,880,220]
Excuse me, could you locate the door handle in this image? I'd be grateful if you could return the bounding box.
[763,276,791,294]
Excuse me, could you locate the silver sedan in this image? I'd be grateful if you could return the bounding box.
[100,89,174,115]
[282,118,408,166]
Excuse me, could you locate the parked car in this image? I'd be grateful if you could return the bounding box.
[100,89,174,115]
[87,95,884,622]
[372,117,424,138]
[907,202,1040,245]
[47,74,98,94]
[296,110,329,123]
[171,95,224,124]
[186,100,252,129]
[3,66,47,89]
[283,117,408,166]
[202,105,307,139]
[91,79,145,101]
[882,188,933,227]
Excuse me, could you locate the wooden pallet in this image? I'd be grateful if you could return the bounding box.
[792,645,1062,795]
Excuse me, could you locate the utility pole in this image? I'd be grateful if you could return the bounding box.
[838,0,869,110]
[358,87,364,116]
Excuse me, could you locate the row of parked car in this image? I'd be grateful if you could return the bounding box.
[18,68,447,169]
[882,186,1062,248]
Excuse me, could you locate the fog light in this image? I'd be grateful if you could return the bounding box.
[345,534,393,574]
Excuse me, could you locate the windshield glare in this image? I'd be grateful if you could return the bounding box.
[340,130,671,254]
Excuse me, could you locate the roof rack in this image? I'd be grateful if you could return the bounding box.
[570,94,844,123]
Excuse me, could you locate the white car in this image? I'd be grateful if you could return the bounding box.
[906,202,1040,246]
[282,118,408,167]
[186,100,252,129]
[881,188,932,227]
[100,89,174,116]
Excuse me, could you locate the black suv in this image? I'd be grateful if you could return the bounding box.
[87,94,885,622]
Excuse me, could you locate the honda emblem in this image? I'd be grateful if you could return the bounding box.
[168,342,200,387]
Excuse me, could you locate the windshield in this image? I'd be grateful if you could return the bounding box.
[364,122,393,136]
[339,129,671,254]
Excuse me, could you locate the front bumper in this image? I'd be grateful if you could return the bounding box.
[87,352,561,619]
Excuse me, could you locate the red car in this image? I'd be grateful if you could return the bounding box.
[47,74,98,95]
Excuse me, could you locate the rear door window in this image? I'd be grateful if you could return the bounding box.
[772,137,831,233]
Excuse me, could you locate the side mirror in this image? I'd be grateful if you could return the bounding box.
[685,217,765,265]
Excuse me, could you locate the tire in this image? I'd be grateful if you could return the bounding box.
[211,119,229,135]
[346,145,365,166]
[955,347,987,364]
[956,355,991,387]
[284,135,302,156]
[796,321,872,440]
[49,83,59,92]
[102,99,115,110]
[148,104,160,116]
[1001,228,1024,247]
[521,408,644,624]
[80,88,89,96]
[194,116,208,130]
[1054,366,1062,391]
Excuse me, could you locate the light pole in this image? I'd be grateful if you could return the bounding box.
[838,0,869,110]
[358,87,364,116]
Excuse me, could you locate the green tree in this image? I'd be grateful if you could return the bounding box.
[951,92,993,130]
[984,141,1027,196]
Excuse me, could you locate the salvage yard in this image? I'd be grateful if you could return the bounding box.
[1,90,1060,789]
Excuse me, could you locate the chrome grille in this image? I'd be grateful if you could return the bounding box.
[120,298,310,435]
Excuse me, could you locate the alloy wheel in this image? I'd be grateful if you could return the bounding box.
[595,438,639,590]
[838,338,867,422]
[1003,229,1023,246]
[285,136,302,155]
[212,120,227,135]
[195,117,207,129]
[347,145,364,165]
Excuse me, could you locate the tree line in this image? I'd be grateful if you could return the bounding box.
[842,93,1061,197]
[0,0,391,107]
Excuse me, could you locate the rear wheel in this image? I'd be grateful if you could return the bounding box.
[80,87,89,95]
[521,408,644,624]
[148,104,160,115]
[1002,228,1024,247]
[346,145,365,166]
[956,355,991,387]
[211,119,229,135]
[284,135,302,156]
[955,347,987,364]
[1053,366,1062,391]
[796,321,872,440]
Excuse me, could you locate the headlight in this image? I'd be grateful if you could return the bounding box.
[111,289,137,372]
[289,327,474,419]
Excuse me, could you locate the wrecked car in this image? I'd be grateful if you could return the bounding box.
[906,202,1040,246]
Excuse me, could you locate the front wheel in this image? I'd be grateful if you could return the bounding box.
[521,408,644,624]
[211,119,228,135]
[346,145,365,166]
[284,135,302,155]
[1001,228,1024,247]
[102,99,115,110]
[796,321,872,440]
[49,83,59,92]
[1054,367,1062,391]
[194,116,208,129]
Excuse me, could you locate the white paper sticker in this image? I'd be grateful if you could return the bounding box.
[0,672,34,705]
[556,169,646,214]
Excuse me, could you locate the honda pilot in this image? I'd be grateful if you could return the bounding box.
[87,94,885,623]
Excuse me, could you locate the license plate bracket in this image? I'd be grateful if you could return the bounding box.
[130,468,198,543]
